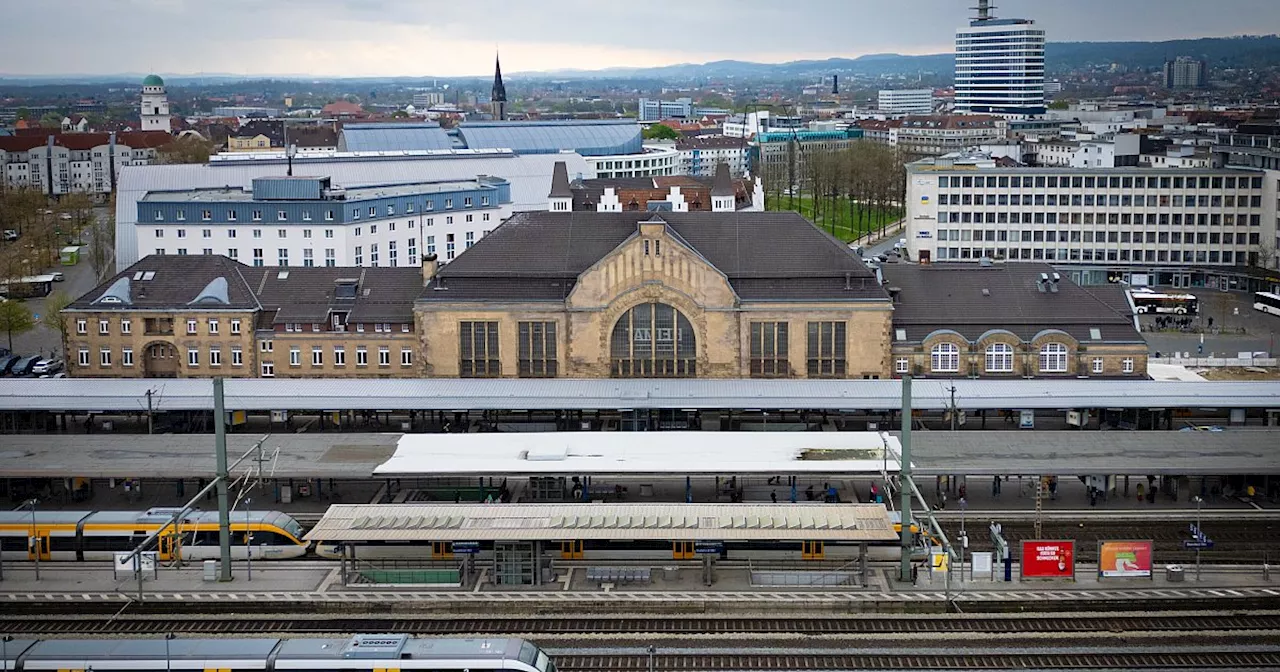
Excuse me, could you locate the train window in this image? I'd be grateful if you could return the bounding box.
[49,537,80,552]
[0,537,27,551]
[81,535,132,551]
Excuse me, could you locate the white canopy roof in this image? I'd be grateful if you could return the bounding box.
[374,431,904,477]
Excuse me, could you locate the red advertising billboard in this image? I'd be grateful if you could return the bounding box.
[1020,540,1075,579]
[1098,540,1154,579]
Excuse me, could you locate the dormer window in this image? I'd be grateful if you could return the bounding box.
[154,211,163,221]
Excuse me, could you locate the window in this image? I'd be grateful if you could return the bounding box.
[312,347,323,366]
[261,361,274,377]
[749,322,789,377]
[400,348,413,366]
[208,318,219,335]
[228,210,237,222]
[1039,342,1069,373]
[895,357,909,374]
[356,346,368,366]
[278,249,288,266]
[253,249,264,266]
[1092,358,1104,374]
[230,319,241,335]
[445,198,453,209]
[303,249,314,267]
[610,303,696,377]
[187,318,198,335]
[76,318,87,334]
[334,346,346,366]
[79,348,90,366]
[209,347,221,366]
[931,342,960,373]
[155,229,165,238]
[806,322,846,378]
[99,318,109,335]
[1122,358,1134,374]
[99,348,112,367]
[378,346,390,366]
[176,229,187,239]
[985,343,1013,373]
[122,348,134,367]
[202,229,212,239]
[121,319,131,335]
[517,321,557,377]
[460,321,501,377]
[325,248,335,266]
[231,347,242,367]
[201,210,211,221]
[289,347,300,366]
[370,224,377,235]
[369,206,376,217]
[187,347,199,367]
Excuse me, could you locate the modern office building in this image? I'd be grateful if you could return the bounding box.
[638,98,693,122]
[675,136,749,177]
[903,153,1271,284]
[877,89,934,115]
[954,0,1046,116]
[859,115,1007,157]
[754,128,866,178]
[1164,57,1207,89]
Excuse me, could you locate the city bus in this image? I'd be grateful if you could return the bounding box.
[1255,291,1280,317]
[1128,289,1199,315]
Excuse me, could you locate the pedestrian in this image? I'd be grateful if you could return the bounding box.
[993,475,1002,499]
[1048,477,1057,500]
[1208,316,1214,329]
[1089,488,1098,507]
[959,483,967,501]
[770,490,778,504]
[1136,481,1145,503]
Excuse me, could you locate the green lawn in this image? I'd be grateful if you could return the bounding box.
[767,196,902,243]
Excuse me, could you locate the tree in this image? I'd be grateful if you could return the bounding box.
[41,290,74,359]
[0,299,35,351]
[1048,100,1071,110]
[155,135,212,165]
[642,124,680,141]
[89,194,116,282]
[39,111,64,128]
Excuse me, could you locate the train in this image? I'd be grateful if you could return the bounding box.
[1,635,555,672]
[0,508,308,562]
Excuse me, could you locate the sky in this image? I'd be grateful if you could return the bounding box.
[1,0,1279,78]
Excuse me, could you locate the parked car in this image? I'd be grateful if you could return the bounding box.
[30,358,63,375]
[0,355,19,375]
[51,272,65,282]
[2,230,18,242]
[10,355,41,376]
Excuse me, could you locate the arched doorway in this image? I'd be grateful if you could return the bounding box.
[144,342,179,378]
[610,302,696,377]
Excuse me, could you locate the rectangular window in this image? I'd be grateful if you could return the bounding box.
[1093,358,1104,374]
[122,348,134,367]
[356,346,368,366]
[99,318,109,335]
[895,357,909,374]
[76,319,87,334]
[187,348,199,367]
[312,347,323,366]
[334,346,346,366]
[201,210,211,221]
[209,348,222,366]
[79,348,90,366]
[121,319,131,335]
[230,319,241,335]
[750,322,790,377]
[289,347,300,366]
[401,348,413,366]
[252,210,262,221]
[806,322,846,378]
[261,361,274,377]
[208,318,219,335]
[260,340,273,353]
[99,348,112,367]
[231,347,242,367]
[378,346,390,366]
[1123,358,1134,374]
[517,321,558,377]
[187,318,198,335]
[460,321,500,377]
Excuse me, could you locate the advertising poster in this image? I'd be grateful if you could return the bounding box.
[1020,540,1075,579]
[1099,540,1154,579]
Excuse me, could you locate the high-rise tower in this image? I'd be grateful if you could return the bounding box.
[491,53,507,121]
[140,74,171,132]
[954,0,1045,116]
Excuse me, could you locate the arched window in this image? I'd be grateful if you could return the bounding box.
[1039,342,1069,373]
[930,342,960,373]
[985,343,1014,373]
[610,303,696,377]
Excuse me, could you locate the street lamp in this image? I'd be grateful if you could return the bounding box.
[164,633,175,672]
[23,499,38,581]
[244,498,253,582]
[4,635,14,672]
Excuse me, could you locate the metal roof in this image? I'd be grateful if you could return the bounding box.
[3,378,1279,413]
[376,431,900,477]
[339,123,455,152]
[115,152,590,268]
[305,503,898,542]
[457,120,642,156]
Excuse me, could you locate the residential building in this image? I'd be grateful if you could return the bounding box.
[888,115,1007,156]
[225,121,338,154]
[1164,57,1207,89]
[638,98,693,122]
[320,101,368,120]
[1034,134,1141,168]
[62,254,422,379]
[882,262,1147,379]
[877,89,934,115]
[903,153,1271,283]
[416,210,893,379]
[564,161,762,213]
[0,130,171,199]
[954,0,1046,115]
[134,174,512,267]
[675,135,748,177]
[210,106,281,118]
[1140,144,1213,169]
[723,111,803,138]
[140,74,170,133]
[114,151,591,269]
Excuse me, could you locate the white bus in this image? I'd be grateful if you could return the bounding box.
[1127,289,1199,315]
[1255,291,1280,317]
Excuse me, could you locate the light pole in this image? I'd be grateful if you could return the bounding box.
[1193,495,1203,581]
[164,633,175,672]
[244,498,253,582]
[4,634,13,672]
[647,645,655,672]
[23,499,39,581]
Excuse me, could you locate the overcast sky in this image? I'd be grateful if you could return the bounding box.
[2,0,1278,78]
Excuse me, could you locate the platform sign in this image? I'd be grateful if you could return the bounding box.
[695,541,724,555]
[1019,410,1035,429]
[113,551,156,573]
[1020,540,1075,580]
[451,541,481,554]
[971,551,993,580]
[1098,540,1154,579]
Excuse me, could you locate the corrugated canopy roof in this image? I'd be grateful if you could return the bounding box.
[305,503,898,542]
[340,123,455,152]
[457,120,642,156]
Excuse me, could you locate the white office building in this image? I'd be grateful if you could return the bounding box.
[954,1,1046,116]
[638,97,693,122]
[878,89,934,115]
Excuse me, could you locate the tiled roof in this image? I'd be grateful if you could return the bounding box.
[67,255,259,311]
[880,262,1142,344]
[248,266,423,324]
[0,131,171,153]
[422,211,886,303]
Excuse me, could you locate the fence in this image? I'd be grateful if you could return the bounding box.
[1150,357,1277,368]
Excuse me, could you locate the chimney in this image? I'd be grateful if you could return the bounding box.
[844,272,852,290]
[887,286,902,304]
[421,253,439,287]
[1037,273,1049,293]
[1050,272,1061,294]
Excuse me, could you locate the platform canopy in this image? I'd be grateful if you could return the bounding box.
[305,502,898,543]
[374,431,904,478]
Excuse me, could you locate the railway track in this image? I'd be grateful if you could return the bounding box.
[5,612,1280,636]
[551,648,1280,670]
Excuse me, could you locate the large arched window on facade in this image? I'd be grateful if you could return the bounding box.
[610,302,696,377]
[1039,342,1069,373]
[985,343,1014,373]
[930,342,960,373]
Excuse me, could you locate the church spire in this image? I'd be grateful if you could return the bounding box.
[491,52,508,120]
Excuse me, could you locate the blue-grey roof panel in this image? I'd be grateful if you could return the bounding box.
[458,121,642,156]
[341,124,454,151]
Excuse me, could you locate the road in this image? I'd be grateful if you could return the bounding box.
[5,208,112,361]
[1139,289,1278,357]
